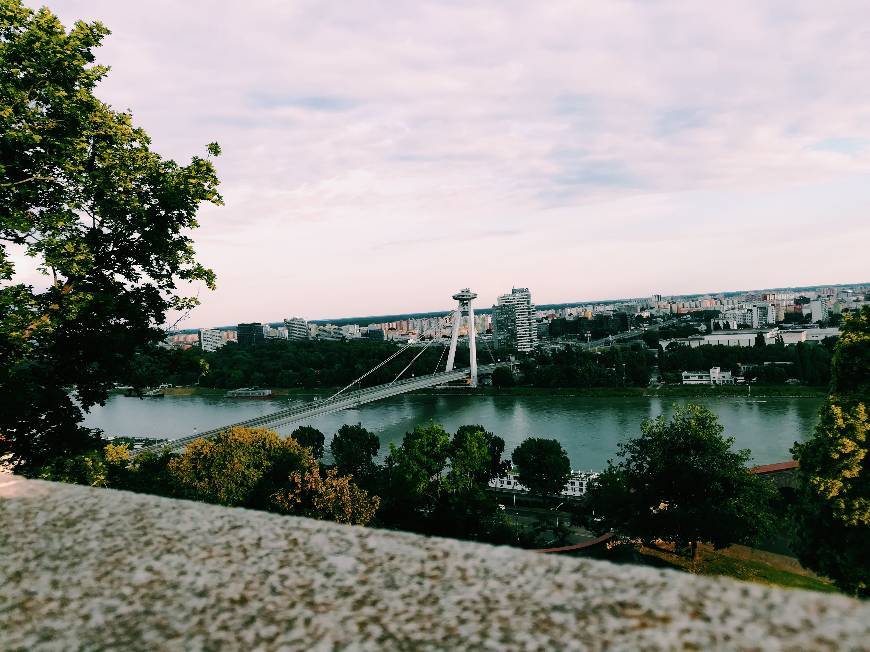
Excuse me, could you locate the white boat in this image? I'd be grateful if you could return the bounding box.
[225,387,272,398]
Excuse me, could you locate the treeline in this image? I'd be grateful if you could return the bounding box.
[517,345,654,388]
[124,340,472,389]
[123,335,834,391]
[38,422,565,548]
[659,340,834,386]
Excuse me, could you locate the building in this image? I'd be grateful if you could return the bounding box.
[263,325,285,339]
[489,469,599,498]
[493,287,537,353]
[660,329,776,349]
[237,322,265,347]
[198,328,225,352]
[779,327,840,345]
[749,303,776,328]
[284,317,309,340]
[681,367,735,385]
[810,298,829,323]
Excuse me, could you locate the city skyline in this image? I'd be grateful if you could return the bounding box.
[12,1,870,325]
[178,280,866,331]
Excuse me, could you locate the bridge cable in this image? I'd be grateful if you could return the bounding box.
[433,341,447,374]
[390,338,437,385]
[480,333,498,364]
[326,341,415,402]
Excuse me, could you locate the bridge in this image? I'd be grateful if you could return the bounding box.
[136,289,497,455]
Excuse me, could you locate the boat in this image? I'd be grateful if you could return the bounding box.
[225,387,273,398]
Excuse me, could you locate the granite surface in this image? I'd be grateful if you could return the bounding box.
[2,475,869,651]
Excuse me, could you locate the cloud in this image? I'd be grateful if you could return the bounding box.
[26,0,870,324]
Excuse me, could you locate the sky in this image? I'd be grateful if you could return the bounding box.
[19,1,870,325]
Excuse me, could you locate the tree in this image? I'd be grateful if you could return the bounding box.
[451,424,509,484]
[330,423,380,479]
[791,306,869,596]
[271,467,380,526]
[586,405,774,559]
[386,423,451,498]
[167,427,312,508]
[830,306,870,398]
[511,437,571,496]
[491,366,515,388]
[446,427,491,493]
[291,425,325,459]
[377,422,517,544]
[166,426,379,525]
[0,2,222,471]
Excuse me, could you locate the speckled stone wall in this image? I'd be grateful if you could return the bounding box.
[2,475,869,650]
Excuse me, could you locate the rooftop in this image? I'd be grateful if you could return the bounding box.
[2,475,869,650]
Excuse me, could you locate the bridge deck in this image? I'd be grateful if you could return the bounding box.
[136,365,495,455]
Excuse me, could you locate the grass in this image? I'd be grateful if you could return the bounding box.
[589,541,839,594]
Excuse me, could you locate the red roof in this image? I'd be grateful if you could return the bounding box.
[750,460,799,475]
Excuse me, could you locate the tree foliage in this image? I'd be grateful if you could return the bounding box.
[792,307,869,596]
[330,423,381,480]
[376,422,518,544]
[0,1,221,470]
[291,425,325,460]
[586,405,774,558]
[511,437,571,495]
[166,427,379,525]
[167,427,312,508]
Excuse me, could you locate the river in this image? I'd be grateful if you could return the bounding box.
[82,392,823,470]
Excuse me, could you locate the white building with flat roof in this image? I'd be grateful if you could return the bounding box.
[779,327,840,345]
[489,469,599,498]
[682,367,735,385]
[198,328,226,352]
[284,317,309,340]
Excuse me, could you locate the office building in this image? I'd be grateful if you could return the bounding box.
[284,317,309,340]
[493,287,537,353]
[237,322,265,347]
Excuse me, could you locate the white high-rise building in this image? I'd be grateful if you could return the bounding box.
[198,328,226,352]
[810,298,830,323]
[493,287,537,353]
[284,317,309,340]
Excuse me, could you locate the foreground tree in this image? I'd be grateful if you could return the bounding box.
[330,424,380,480]
[450,424,509,485]
[791,307,869,596]
[587,405,774,559]
[511,437,571,496]
[291,425,325,459]
[167,427,379,525]
[378,423,517,544]
[0,1,221,470]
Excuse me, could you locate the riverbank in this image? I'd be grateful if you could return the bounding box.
[152,384,826,399]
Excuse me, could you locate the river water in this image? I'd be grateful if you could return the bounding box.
[83,392,822,471]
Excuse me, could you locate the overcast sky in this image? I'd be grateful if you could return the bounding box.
[28,1,870,325]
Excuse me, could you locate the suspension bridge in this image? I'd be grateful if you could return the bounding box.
[136,288,501,455]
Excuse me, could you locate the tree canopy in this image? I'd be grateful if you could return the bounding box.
[330,423,380,480]
[791,306,869,596]
[291,425,325,460]
[0,1,221,470]
[511,437,571,496]
[586,404,774,558]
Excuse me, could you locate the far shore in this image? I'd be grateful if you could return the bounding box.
[123,384,827,400]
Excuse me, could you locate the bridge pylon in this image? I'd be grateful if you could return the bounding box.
[445,288,478,387]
